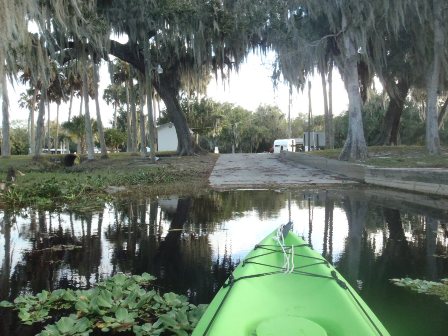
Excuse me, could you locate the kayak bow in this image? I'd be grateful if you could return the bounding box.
[193,223,389,336]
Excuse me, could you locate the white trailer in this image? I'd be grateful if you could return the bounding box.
[273,139,296,153]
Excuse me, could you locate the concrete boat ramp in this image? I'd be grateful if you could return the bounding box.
[209,153,353,190]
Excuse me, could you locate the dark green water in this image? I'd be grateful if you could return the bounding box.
[1,188,448,335]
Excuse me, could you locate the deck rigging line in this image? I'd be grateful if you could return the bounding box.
[201,224,384,336]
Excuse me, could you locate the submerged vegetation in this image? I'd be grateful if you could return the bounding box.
[0,273,207,336]
[391,278,448,304]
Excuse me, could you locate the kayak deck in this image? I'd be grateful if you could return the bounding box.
[193,227,389,336]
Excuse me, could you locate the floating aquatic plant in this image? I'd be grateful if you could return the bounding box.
[390,278,448,304]
[0,273,206,335]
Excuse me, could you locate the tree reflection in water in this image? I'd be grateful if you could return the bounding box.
[0,189,448,335]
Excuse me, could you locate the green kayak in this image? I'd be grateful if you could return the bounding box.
[193,223,390,336]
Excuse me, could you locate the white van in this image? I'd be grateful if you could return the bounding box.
[273,139,296,153]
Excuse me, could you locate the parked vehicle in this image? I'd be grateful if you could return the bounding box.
[273,139,296,153]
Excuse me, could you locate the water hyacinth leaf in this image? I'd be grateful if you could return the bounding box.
[391,278,448,304]
[75,300,89,313]
[55,316,76,333]
[5,273,206,334]
[112,273,127,286]
[73,317,92,333]
[115,307,133,322]
[141,273,156,282]
[36,291,49,302]
[96,290,113,308]
[188,304,208,325]
[62,290,77,302]
[175,309,190,327]
[18,308,32,323]
[163,292,183,307]
[159,314,179,328]
[0,300,13,308]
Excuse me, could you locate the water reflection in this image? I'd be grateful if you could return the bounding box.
[1,188,448,335]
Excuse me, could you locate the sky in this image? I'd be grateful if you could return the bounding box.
[3,51,349,127]
[207,51,349,119]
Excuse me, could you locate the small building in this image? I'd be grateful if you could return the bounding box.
[157,122,178,152]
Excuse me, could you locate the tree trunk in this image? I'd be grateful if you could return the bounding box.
[307,80,312,150]
[154,77,194,156]
[438,96,448,128]
[425,0,442,155]
[46,101,51,150]
[68,88,74,121]
[328,61,334,149]
[113,102,117,129]
[342,194,368,284]
[338,19,368,161]
[138,74,147,157]
[320,60,331,149]
[56,103,60,152]
[82,56,95,161]
[143,41,157,163]
[1,74,10,157]
[375,78,409,145]
[34,88,46,159]
[29,88,38,155]
[357,60,371,104]
[126,76,132,152]
[129,70,138,152]
[93,61,108,158]
[109,41,193,155]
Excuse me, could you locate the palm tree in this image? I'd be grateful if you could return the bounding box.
[92,58,108,158]
[81,50,95,160]
[1,70,10,157]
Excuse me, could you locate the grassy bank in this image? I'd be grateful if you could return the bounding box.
[307,146,448,168]
[0,153,218,210]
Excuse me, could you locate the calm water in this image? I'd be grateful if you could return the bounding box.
[1,188,448,335]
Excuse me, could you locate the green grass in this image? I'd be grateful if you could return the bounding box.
[0,153,217,210]
[307,146,448,168]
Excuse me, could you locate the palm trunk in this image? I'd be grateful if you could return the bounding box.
[34,88,46,159]
[129,70,138,152]
[328,61,334,149]
[339,17,368,161]
[56,103,60,152]
[93,61,108,158]
[143,42,156,163]
[1,73,10,157]
[82,55,95,160]
[113,102,118,129]
[68,88,74,121]
[425,0,442,155]
[29,88,38,155]
[320,60,330,149]
[46,101,51,151]
[138,74,147,157]
[126,76,132,152]
[79,93,83,115]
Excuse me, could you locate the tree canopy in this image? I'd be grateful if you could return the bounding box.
[1,0,447,160]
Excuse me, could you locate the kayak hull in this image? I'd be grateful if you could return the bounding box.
[193,227,389,336]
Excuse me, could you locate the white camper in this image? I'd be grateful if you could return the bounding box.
[273,139,296,153]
